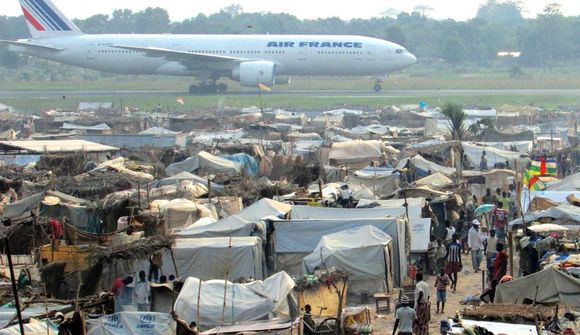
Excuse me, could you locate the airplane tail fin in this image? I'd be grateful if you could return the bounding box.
[19,0,82,39]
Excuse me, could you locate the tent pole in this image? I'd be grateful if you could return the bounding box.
[5,237,25,335]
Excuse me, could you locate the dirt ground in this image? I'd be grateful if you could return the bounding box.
[371,253,492,335]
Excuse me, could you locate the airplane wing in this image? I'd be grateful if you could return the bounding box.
[113,45,248,70]
[0,40,63,52]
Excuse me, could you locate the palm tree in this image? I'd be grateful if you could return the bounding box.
[441,102,467,140]
[468,117,495,140]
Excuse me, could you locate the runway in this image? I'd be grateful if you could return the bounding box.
[0,89,579,98]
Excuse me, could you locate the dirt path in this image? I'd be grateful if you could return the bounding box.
[371,253,488,334]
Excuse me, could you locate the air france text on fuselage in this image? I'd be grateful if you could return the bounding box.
[266,41,363,48]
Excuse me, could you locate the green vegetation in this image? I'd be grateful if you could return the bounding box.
[2,94,578,114]
[441,102,467,140]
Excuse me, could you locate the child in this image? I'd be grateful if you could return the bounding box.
[435,269,450,314]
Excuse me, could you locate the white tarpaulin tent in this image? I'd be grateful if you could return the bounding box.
[176,198,291,238]
[165,151,242,176]
[520,191,580,215]
[395,155,455,176]
[87,312,175,335]
[461,142,529,170]
[544,173,580,191]
[495,267,580,305]
[273,217,408,286]
[302,225,394,294]
[508,204,580,229]
[413,172,453,189]
[345,173,399,198]
[170,237,264,280]
[174,272,294,329]
[328,140,391,166]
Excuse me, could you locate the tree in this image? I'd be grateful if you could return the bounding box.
[441,102,467,140]
[468,117,495,139]
[413,5,433,17]
[134,7,170,33]
[477,0,524,25]
[384,25,406,45]
[438,35,465,66]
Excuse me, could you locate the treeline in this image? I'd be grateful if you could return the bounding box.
[1,0,579,69]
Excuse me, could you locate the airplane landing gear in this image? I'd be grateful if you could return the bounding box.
[189,81,228,94]
[373,79,383,92]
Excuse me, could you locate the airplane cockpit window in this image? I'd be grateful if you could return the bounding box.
[395,48,407,54]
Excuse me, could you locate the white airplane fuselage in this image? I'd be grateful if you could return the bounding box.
[14,34,417,78]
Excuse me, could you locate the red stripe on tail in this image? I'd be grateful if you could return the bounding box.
[22,6,45,31]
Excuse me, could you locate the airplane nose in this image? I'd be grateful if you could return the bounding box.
[408,53,417,65]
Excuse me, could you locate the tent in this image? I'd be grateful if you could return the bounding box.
[165,151,242,177]
[461,142,529,170]
[495,267,580,305]
[345,172,399,198]
[508,204,580,229]
[170,237,264,280]
[174,272,294,329]
[395,155,455,176]
[176,198,291,238]
[149,171,223,191]
[328,140,392,167]
[302,225,394,295]
[544,173,580,191]
[273,217,408,286]
[413,172,453,189]
[221,153,259,176]
[86,312,175,335]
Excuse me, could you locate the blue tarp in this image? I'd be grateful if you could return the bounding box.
[221,153,258,176]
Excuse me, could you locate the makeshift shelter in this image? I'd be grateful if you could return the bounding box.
[463,169,516,199]
[86,312,175,335]
[176,198,291,239]
[161,198,215,230]
[174,271,295,329]
[395,155,455,177]
[521,191,580,215]
[461,142,529,170]
[328,140,394,168]
[166,237,264,280]
[508,204,580,229]
[495,267,580,305]
[545,173,580,191]
[345,170,399,198]
[148,171,224,192]
[165,151,242,177]
[302,226,394,295]
[483,128,534,142]
[273,217,408,286]
[413,172,453,189]
[221,153,259,176]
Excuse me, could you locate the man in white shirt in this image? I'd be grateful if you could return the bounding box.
[413,272,430,335]
[468,220,484,272]
[445,220,456,244]
[134,270,151,311]
[392,295,416,335]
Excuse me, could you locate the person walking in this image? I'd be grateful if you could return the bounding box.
[413,273,430,335]
[444,233,462,292]
[435,269,450,314]
[134,271,151,312]
[392,296,416,335]
[468,220,484,272]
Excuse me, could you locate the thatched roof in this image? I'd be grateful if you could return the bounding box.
[88,234,174,264]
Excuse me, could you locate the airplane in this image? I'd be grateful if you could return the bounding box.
[2,0,417,93]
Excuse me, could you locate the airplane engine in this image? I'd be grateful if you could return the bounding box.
[232,61,276,87]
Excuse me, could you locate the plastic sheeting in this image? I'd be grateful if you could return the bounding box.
[86,312,175,335]
[545,173,580,191]
[174,272,295,329]
[508,204,580,228]
[345,173,399,198]
[176,198,291,238]
[170,237,263,280]
[395,155,455,176]
[461,143,529,170]
[303,225,393,294]
[221,153,258,176]
[149,171,223,191]
[495,267,580,305]
[328,140,388,165]
[413,172,453,189]
[165,151,241,177]
[520,191,580,215]
[273,217,407,285]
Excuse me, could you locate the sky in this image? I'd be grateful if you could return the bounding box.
[4,0,580,21]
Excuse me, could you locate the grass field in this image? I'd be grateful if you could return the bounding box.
[1,62,579,112]
[2,93,578,113]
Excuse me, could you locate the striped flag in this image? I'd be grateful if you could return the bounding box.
[528,157,557,176]
[523,168,546,191]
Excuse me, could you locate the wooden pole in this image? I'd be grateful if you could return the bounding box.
[221,235,233,325]
[508,230,514,276]
[5,237,25,335]
[169,248,179,278]
[196,280,202,326]
[318,179,323,200]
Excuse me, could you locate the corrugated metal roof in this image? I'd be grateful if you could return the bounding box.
[0,140,119,154]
